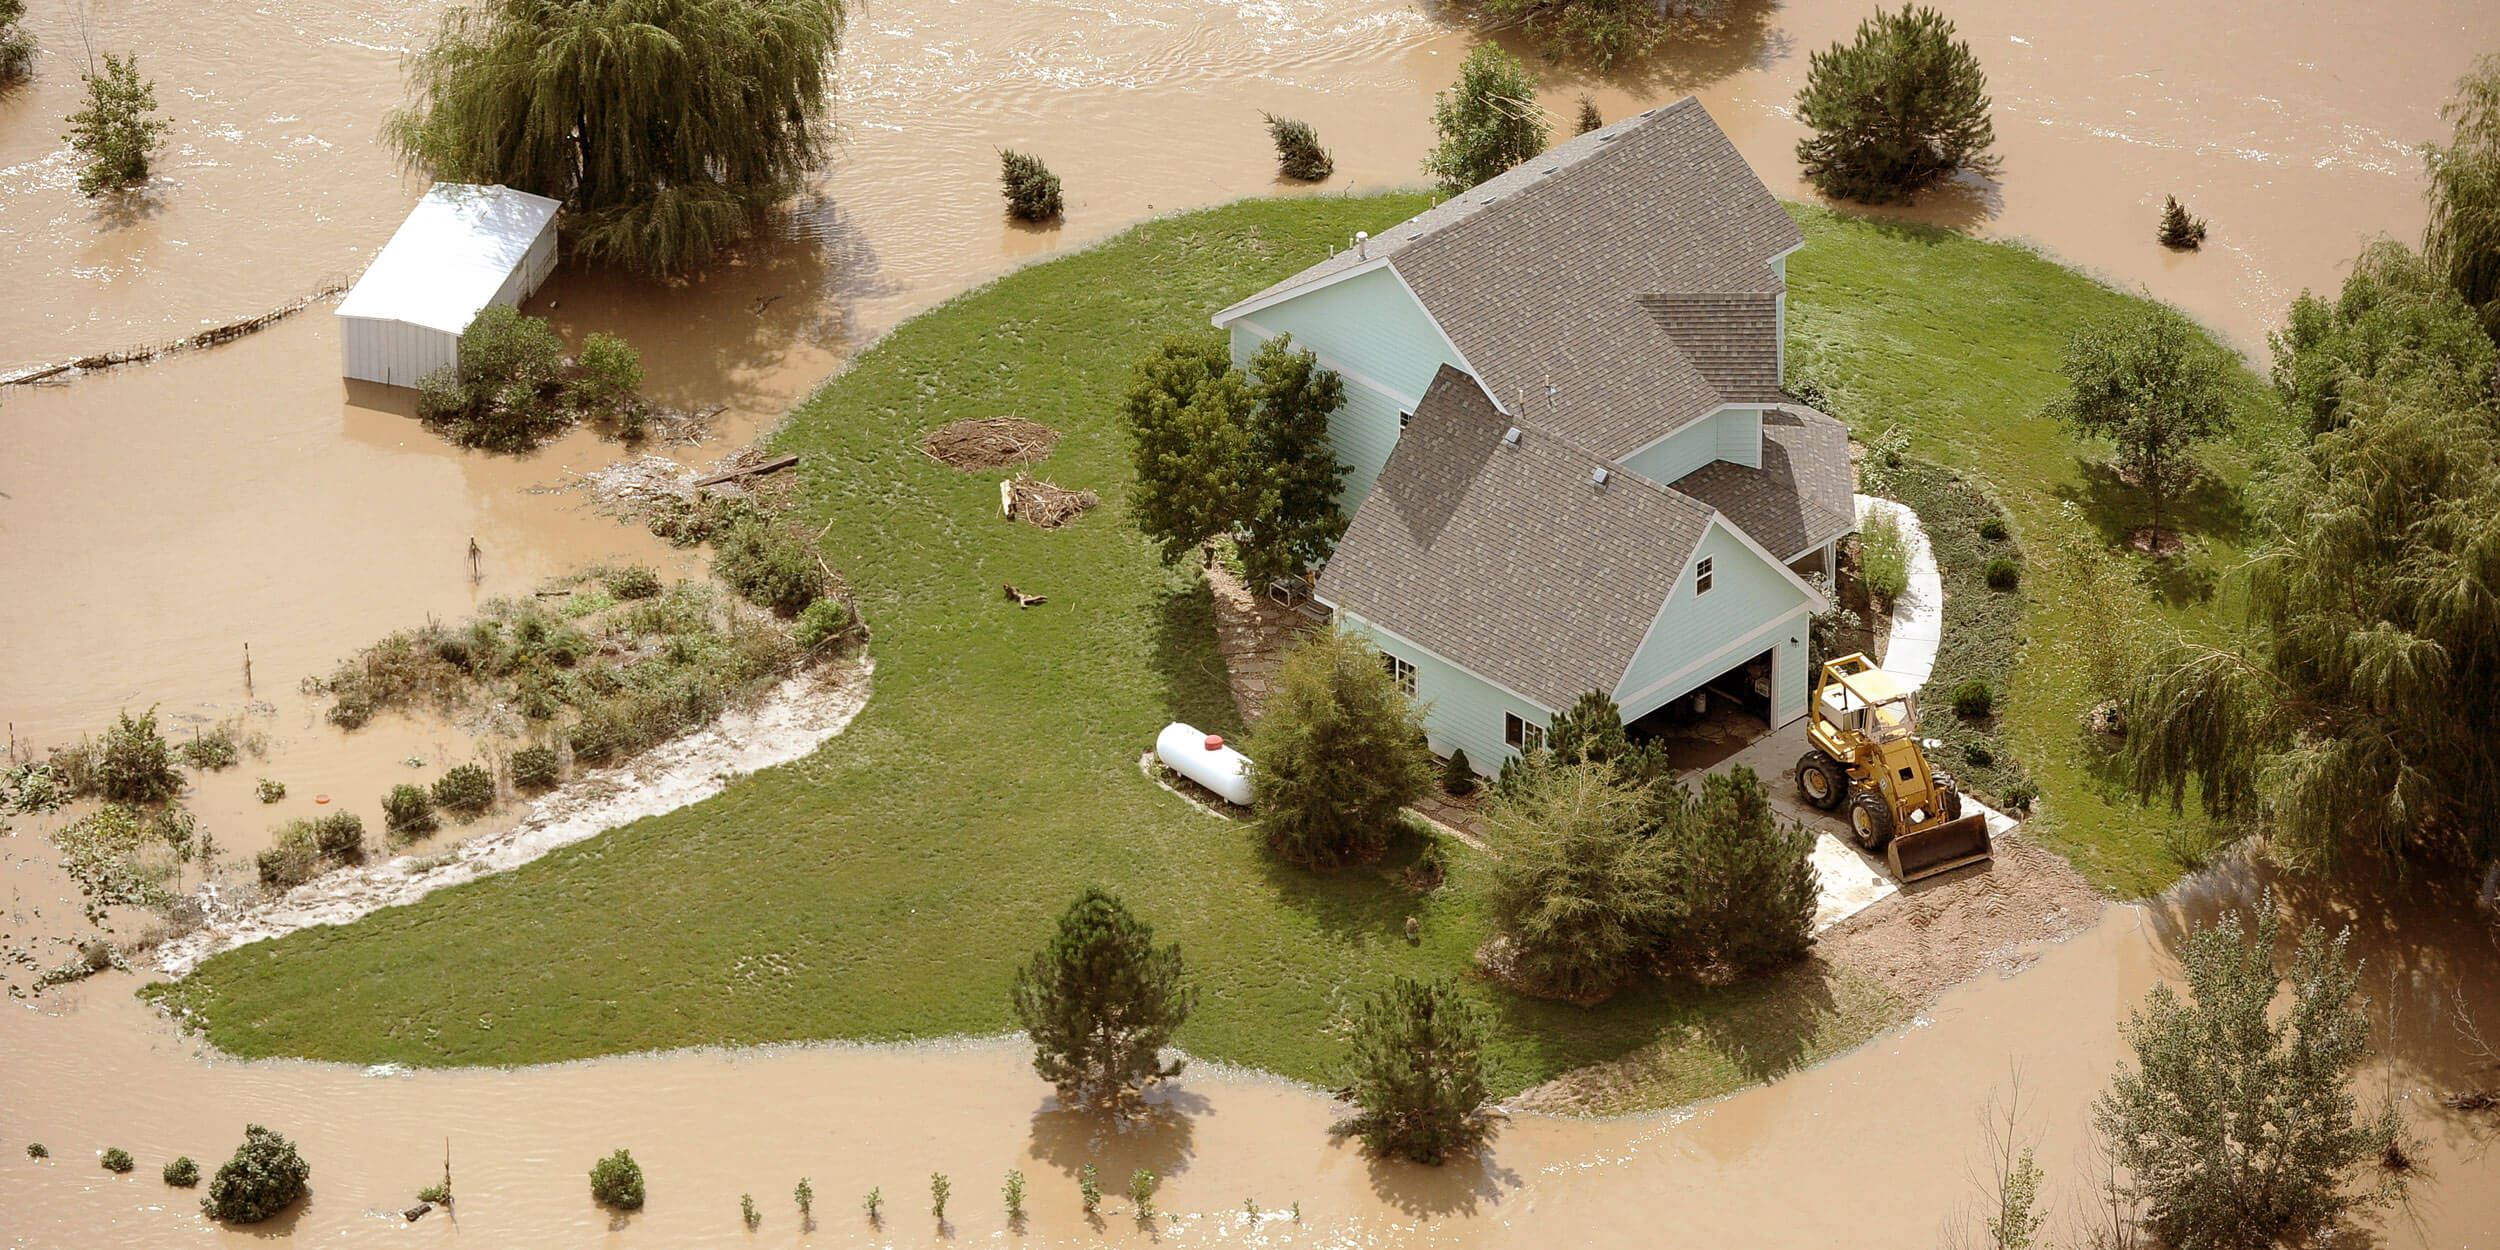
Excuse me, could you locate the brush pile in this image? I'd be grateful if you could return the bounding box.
[1005,474,1097,528]
[922,417,1060,471]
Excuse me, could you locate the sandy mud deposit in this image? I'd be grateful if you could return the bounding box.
[151,661,872,977]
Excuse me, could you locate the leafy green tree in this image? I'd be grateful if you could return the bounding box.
[1008,889,1196,1111]
[1240,334,1348,584]
[1334,976,1494,1164]
[415,305,575,450]
[2270,241,2495,436]
[388,0,846,276]
[64,52,170,196]
[1423,44,1548,195]
[2045,304,2237,539]
[1124,333,1262,565]
[0,0,36,83]
[588,1148,645,1209]
[200,1125,310,1224]
[1658,765,1817,973]
[1482,759,1671,999]
[2093,900,2406,1249]
[1245,627,1436,866]
[2424,54,2500,337]
[94,706,181,804]
[1793,5,1993,204]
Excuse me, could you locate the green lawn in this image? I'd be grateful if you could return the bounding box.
[155,194,2264,1091]
[1783,206,2284,896]
[154,195,1897,1104]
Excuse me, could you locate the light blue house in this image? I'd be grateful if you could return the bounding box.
[1211,98,1855,774]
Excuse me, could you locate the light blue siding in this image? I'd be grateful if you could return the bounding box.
[1342,613,1550,776]
[1225,267,1464,507]
[1613,520,1815,723]
[1620,407,1763,486]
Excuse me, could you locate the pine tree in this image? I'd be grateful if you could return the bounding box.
[1482,760,1672,1000]
[1245,627,1436,867]
[1262,113,1333,181]
[2157,195,2209,250]
[2044,303,2237,542]
[1657,765,1817,973]
[1335,976,1494,1164]
[64,52,170,196]
[1794,5,1994,204]
[388,0,846,276]
[1239,334,1349,584]
[2423,54,2500,337]
[1123,333,1263,566]
[2093,900,2406,1249]
[999,149,1064,221]
[1008,889,1196,1111]
[1440,749,1476,797]
[1575,95,1603,135]
[1423,44,1548,195]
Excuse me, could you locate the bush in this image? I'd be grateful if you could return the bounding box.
[1245,628,1437,867]
[382,784,439,837]
[1977,516,2008,541]
[1795,4,1994,204]
[2158,195,2208,250]
[999,150,1063,221]
[1335,976,1494,1164]
[96,706,182,804]
[713,516,826,616]
[1575,95,1602,134]
[255,778,286,803]
[1857,509,1912,607]
[2003,780,2037,811]
[1009,889,1195,1110]
[164,1155,200,1187]
[1952,680,1993,719]
[1963,741,1996,768]
[178,726,239,770]
[930,1173,951,1219]
[565,332,644,420]
[415,306,575,451]
[1263,113,1333,181]
[102,1147,135,1173]
[432,763,495,815]
[255,840,317,890]
[66,52,170,195]
[201,1125,310,1224]
[510,745,561,792]
[792,597,851,650]
[603,565,663,600]
[313,812,366,859]
[1424,44,1548,195]
[1983,556,2020,590]
[589,1149,645,1210]
[26,1143,48,1158]
[1440,749,1477,797]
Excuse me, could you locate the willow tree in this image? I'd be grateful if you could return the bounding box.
[388,0,845,277]
[2425,54,2500,337]
[2125,285,2500,869]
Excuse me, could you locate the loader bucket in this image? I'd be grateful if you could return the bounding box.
[1887,813,1993,882]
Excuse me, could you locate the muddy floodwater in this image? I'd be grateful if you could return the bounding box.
[5,0,2500,1244]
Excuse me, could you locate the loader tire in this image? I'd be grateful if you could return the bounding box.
[1797,752,1845,810]
[1939,786,1964,822]
[1849,791,1896,852]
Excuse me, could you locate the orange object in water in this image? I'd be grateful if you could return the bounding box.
[1204,735,1224,751]
[313,794,331,804]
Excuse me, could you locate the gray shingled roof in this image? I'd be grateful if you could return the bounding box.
[1667,404,1856,562]
[1215,96,1802,459]
[1642,295,1783,403]
[1318,366,1714,711]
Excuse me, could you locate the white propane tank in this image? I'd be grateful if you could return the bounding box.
[1155,722,1253,806]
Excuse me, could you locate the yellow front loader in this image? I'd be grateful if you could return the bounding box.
[1794,654,1993,882]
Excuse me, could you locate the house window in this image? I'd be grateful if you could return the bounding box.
[1380,653,1417,697]
[1504,712,1546,753]
[1695,556,1714,595]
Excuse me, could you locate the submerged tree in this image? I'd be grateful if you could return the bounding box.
[2157,195,2208,250]
[388,0,845,277]
[1424,43,1548,195]
[1335,976,1494,1164]
[1574,95,1603,135]
[0,0,36,84]
[1473,0,1723,71]
[1245,626,1435,867]
[2093,900,2406,1249]
[999,149,1063,221]
[1009,889,1195,1111]
[2044,303,2237,541]
[1794,4,1993,204]
[2424,54,2500,337]
[64,52,170,196]
[1263,113,1333,181]
[200,1126,310,1224]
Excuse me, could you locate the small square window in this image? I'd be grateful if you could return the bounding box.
[1380,653,1417,697]
[1504,712,1546,753]
[1695,556,1715,595]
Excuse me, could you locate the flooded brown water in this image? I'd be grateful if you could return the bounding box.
[6,0,2500,1243]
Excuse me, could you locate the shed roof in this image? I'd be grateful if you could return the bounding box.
[1319,366,1714,711]
[337,183,562,335]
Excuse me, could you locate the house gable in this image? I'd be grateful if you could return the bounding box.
[1613,516,1821,723]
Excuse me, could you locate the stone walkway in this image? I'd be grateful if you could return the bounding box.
[1203,560,1315,722]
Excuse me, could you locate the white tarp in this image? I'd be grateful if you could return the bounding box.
[337,182,562,386]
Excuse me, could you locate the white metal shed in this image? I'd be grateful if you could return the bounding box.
[337,183,563,387]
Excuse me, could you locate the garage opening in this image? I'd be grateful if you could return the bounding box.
[1627,648,1775,769]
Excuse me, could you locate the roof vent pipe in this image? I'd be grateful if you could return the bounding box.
[1355,230,1368,260]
